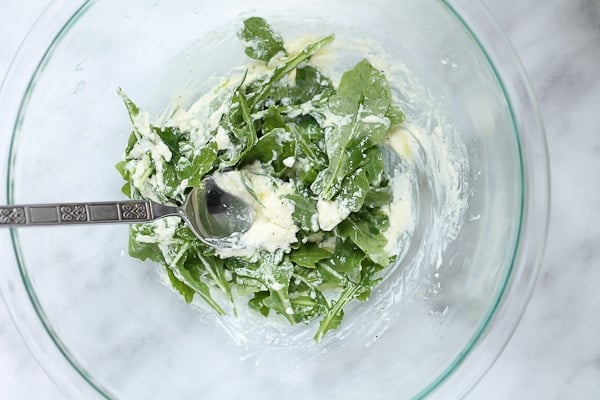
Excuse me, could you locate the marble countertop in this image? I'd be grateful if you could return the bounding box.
[1,1,599,399]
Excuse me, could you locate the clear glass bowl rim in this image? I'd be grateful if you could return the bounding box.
[0,1,550,399]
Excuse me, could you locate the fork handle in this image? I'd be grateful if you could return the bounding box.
[0,200,179,227]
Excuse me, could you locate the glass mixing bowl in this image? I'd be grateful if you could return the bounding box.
[0,0,549,399]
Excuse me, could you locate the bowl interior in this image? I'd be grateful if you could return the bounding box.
[7,0,522,398]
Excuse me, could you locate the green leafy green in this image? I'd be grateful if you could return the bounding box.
[127,224,164,263]
[117,16,407,342]
[337,209,391,265]
[240,17,287,62]
[312,59,394,200]
[166,267,195,304]
[289,243,332,268]
[285,194,318,231]
[250,34,335,109]
[178,141,218,187]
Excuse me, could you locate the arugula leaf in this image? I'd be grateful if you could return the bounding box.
[329,239,365,283]
[120,182,132,198]
[127,225,164,263]
[115,160,133,198]
[195,249,235,310]
[289,243,332,268]
[117,87,140,123]
[166,267,195,303]
[226,257,266,295]
[161,163,181,200]
[363,187,392,208]
[289,117,327,186]
[293,264,324,288]
[289,65,335,105]
[314,256,383,342]
[240,17,287,62]
[336,209,391,265]
[248,291,271,316]
[355,259,384,301]
[386,104,406,126]
[233,251,296,323]
[176,261,226,316]
[124,131,138,154]
[177,141,218,187]
[315,308,344,342]
[361,146,387,186]
[311,59,393,199]
[154,126,181,158]
[285,194,318,231]
[240,127,295,175]
[337,167,370,213]
[289,294,325,322]
[262,106,289,133]
[250,34,335,109]
[219,89,258,166]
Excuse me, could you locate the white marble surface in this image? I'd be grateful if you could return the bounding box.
[1,0,599,399]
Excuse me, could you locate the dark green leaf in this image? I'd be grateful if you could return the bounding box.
[289,117,327,186]
[124,131,138,153]
[336,209,391,266]
[314,257,382,341]
[312,59,393,199]
[178,141,218,187]
[117,88,140,122]
[240,127,295,175]
[127,226,164,263]
[262,106,289,133]
[386,104,406,126]
[154,126,181,158]
[166,267,195,303]
[289,243,332,268]
[248,291,271,316]
[363,187,392,208]
[240,17,287,62]
[285,194,318,231]
[361,146,386,186]
[315,308,344,342]
[289,65,335,105]
[251,35,335,109]
[355,260,384,301]
[337,167,370,213]
[176,261,226,316]
[220,90,258,166]
[321,239,364,284]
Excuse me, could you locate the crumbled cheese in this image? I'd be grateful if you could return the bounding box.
[283,156,296,168]
[383,173,414,255]
[135,217,179,245]
[267,50,287,68]
[132,112,153,137]
[214,125,232,150]
[212,169,299,258]
[316,198,351,231]
[362,114,391,128]
[321,110,353,128]
[384,127,413,160]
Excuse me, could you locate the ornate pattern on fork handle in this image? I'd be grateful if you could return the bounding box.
[0,207,26,224]
[0,201,152,226]
[59,205,87,222]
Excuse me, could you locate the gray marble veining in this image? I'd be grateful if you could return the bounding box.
[1,0,599,399]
